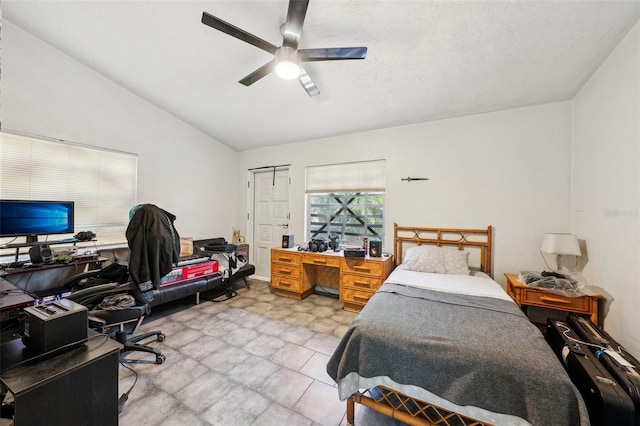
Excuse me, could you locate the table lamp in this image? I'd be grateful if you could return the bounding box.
[540,233,581,271]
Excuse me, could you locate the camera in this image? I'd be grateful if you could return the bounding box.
[308,238,328,252]
[328,233,340,252]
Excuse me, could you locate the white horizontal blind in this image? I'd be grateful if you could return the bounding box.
[305,160,386,193]
[0,132,137,248]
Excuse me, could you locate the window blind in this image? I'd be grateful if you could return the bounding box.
[305,160,386,193]
[0,131,137,247]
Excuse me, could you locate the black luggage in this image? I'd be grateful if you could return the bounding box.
[546,318,635,426]
[568,314,640,426]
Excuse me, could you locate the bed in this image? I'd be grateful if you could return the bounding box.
[327,224,589,426]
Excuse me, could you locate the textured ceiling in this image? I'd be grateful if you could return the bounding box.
[4,1,640,151]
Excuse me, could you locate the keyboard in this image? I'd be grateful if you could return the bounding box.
[177,255,210,267]
[59,237,79,243]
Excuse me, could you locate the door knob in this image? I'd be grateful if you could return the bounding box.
[278,224,289,228]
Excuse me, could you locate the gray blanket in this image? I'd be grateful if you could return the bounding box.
[327,282,589,426]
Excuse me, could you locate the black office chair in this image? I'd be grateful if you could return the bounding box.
[64,261,166,364]
[67,204,177,365]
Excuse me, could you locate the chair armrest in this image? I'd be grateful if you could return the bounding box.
[88,314,107,328]
[61,270,102,289]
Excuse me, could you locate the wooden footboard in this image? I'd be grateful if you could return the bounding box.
[347,387,491,426]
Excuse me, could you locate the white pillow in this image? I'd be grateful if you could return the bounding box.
[403,246,446,274]
[443,249,470,275]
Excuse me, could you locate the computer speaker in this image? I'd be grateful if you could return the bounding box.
[29,244,52,264]
[369,240,382,257]
[282,235,294,248]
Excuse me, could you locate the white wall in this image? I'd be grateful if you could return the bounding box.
[238,102,574,285]
[2,21,239,241]
[572,22,640,355]
[8,12,636,356]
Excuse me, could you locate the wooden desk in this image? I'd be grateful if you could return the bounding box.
[271,248,394,312]
[505,273,603,324]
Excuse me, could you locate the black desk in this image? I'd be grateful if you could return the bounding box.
[1,332,120,425]
[1,257,107,298]
[0,279,36,344]
[0,278,35,312]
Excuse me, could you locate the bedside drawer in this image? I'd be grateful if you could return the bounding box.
[341,274,382,291]
[271,275,302,292]
[524,290,590,312]
[303,254,341,268]
[271,263,301,278]
[341,288,374,306]
[272,251,301,265]
[340,259,384,277]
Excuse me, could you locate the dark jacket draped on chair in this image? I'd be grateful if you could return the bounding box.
[126,204,180,288]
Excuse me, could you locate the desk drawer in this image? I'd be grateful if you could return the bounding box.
[303,254,341,268]
[524,290,589,312]
[340,259,383,277]
[271,263,301,278]
[341,274,382,291]
[341,288,374,306]
[272,251,301,265]
[271,275,302,292]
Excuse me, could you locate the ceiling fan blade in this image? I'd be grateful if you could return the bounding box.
[298,67,320,97]
[202,12,278,55]
[239,60,276,86]
[299,47,368,62]
[282,0,310,50]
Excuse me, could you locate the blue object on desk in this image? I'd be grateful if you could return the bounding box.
[59,237,79,243]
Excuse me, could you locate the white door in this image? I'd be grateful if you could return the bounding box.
[252,168,290,278]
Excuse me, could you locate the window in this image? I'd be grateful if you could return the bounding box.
[0,131,137,251]
[307,192,384,243]
[305,160,385,244]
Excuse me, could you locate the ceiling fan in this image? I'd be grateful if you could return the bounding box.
[201,0,367,97]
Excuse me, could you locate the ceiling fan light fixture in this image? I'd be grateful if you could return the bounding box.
[201,1,368,96]
[275,46,300,80]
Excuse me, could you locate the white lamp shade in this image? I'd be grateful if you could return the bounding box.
[540,233,581,256]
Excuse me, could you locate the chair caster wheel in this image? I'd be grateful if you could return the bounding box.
[156,354,166,364]
[157,333,165,342]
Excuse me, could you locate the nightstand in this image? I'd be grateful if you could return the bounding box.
[505,273,603,324]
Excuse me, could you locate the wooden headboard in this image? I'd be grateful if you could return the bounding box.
[393,223,493,277]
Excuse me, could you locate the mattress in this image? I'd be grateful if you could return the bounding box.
[327,267,589,426]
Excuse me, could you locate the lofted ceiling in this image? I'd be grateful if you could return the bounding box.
[3,1,640,152]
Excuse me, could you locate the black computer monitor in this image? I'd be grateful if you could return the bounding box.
[0,200,75,243]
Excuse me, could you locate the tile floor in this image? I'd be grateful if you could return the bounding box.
[117,279,401,426]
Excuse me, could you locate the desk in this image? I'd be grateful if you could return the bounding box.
[0,279,36,344]
[0,278,35,312]
[1,258,107,298]
[4,238,96,262]
[271,248,394,312]
[1,332,120,426]
[505,273,603,324]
